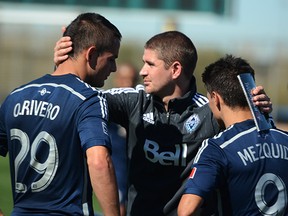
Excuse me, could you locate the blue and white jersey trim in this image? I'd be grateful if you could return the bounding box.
[194,139,209,163]
[270,128,288,137]
[194,126,257,163]
[82,203,89,216]
[76,77,99,92]
[11,82,108,119]
[11,83,87,101]
[220,126,257,149]
[99,95,108,119]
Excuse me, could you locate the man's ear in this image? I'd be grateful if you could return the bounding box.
[171,61,182,79]
[210,91,221,111]
[86,46,99,70]
[214,92,222,111]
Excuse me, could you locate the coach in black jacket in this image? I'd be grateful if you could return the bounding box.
[54,30,272,216]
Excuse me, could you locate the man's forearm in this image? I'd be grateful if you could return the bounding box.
[87,146,120,216]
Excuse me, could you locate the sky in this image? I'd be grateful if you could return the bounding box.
[0,0,287,68]
[1,0,287,62]
[105,0,288,62]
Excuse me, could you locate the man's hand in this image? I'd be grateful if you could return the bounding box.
[53,36,72,66]
[252,86,272,113]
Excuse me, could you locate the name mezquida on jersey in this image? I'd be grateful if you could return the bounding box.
[237,143,288,166]
[13,100,60,120]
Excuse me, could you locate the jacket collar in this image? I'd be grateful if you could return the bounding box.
[153,76,198,112]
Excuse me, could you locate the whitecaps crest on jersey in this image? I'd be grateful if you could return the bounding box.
[184,114,200,134]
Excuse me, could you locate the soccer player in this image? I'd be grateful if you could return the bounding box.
[0,13,121,215]
[178,55,288,216]
[54,31,273,216]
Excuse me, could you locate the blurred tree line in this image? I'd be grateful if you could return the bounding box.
[0,23,287,121]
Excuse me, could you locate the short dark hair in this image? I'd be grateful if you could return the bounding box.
[202,54,255,108]
[144,31,197,78]
[64,12,122,57]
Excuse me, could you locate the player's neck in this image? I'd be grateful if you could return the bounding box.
[52,60,83,79]
[222,107,253,129]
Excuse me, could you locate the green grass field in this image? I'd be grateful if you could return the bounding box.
[0,156,13,215]
[0,156,102,215]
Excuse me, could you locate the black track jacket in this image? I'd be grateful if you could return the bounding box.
[105,77,220,216]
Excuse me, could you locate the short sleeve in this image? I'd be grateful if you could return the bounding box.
[183,139,227,199]
[77,94,111,152]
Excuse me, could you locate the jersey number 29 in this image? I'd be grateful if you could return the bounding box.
[10,128,59,193]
